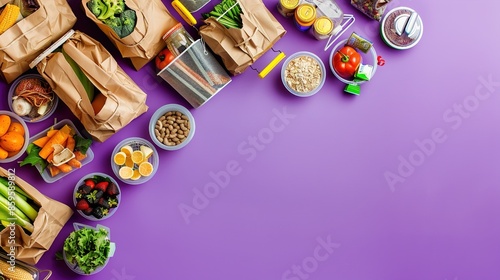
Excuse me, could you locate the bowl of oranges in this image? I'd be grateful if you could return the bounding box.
[110,137,159,185]
[0,111,29,163]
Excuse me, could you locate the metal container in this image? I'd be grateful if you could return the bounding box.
[380,7,423,50]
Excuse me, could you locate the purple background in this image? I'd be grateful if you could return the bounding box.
[1,0,500,279]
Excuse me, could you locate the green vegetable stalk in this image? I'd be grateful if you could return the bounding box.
[0,178,38,222]
[203,0,243,29]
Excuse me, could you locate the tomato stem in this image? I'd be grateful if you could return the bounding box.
[337,50,350,63]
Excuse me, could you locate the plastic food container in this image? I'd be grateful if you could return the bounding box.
[281,52,326,97]
[0,110,30,163]
[149,104,196,151]
[329,39,377,87]
[157,39,231,108]
[380,7,423,50]
[312,16,334,40]
[277,0,301,17]
[73,172,121,221]
[0,251,43,279]
[28,119,94,183]
[63,223,116,275]
[8,74,58,123]
[111,137,159,185]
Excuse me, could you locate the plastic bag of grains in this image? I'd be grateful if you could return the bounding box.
[350,0,392,21]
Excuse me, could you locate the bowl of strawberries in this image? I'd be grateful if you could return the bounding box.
[73,173,121,221]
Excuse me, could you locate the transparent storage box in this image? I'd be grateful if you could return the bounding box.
[0,251,45,279]
[157,39,231,108]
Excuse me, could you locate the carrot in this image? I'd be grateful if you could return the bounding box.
[46,128,58,138]
[67,158,81,168]
[56,163,72,173]
[66,135,75,152]
[46,152,54,163]
[38,125,72,159]
[48,165,61,177]
[74,150,87,161]
[33,136,50,148]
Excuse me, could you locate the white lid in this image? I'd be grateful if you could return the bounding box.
[29,29,75,69]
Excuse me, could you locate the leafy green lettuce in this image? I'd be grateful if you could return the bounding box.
[63,227,111,274]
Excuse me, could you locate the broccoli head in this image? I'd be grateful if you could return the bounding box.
[103,17,123,37]
[98,0,126,20]
[120,9,136,38]
[87,0,108,18]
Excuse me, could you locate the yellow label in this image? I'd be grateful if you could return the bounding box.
[296,4,316,22]
[314,16,334,35]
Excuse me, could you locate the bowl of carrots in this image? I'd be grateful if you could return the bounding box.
[20,119,94,183]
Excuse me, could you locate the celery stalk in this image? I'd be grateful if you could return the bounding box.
[0,180,38,222]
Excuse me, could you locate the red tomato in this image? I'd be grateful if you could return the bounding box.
[332,46,361,80]
[155,48,175,70]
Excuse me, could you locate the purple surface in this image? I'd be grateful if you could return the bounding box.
[1,0,500,279]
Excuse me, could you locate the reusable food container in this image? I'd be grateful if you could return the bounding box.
[73,172,121,221]
[380,7,423,50]
[162,23,195,57]
[312,16,334,40]
[111,137,159,185]
[8,74,58,123]
[149,104,196,151]
[281,51,326,97]
[28,119,94,183]
[329,39,377,86]
[177,0,211,12]
[294,3,316,31]
[63,223,116,275]
[277,0,301,17]
[157,39,231,108]
[0,251,44,279]
[0,110,30,163]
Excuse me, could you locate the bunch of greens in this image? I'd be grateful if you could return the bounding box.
[63,227,111,275]
[202,0,243,29]
[87,0,137,38]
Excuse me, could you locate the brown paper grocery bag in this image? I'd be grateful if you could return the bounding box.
[35,30,148,142]
[81,0,178,70]
[0,0,76,83]
[0,167,73,265]
[199,0,286,75]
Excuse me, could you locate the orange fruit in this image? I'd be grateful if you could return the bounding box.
[138,161,154,177]
[118,166,134,179]
[0,147,8,159]
[7,122,25,136]
[91,93,106,115]
[113,151,127,165]
[131,150,144,164]
[130,169,142,180]
[120,145,134,157]
[0,131,24,152]
[0,114,11,137]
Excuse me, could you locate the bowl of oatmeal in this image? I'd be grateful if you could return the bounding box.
[281,51,326,97]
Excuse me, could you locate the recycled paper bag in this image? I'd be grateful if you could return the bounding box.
[199,0,286,75]
[82,0,178,70]
[0,0,76,83]
[35,30,148,142]
[0,167,73,265]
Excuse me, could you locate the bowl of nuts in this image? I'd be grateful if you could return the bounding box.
[281,51,326,97]
[149,104,195,151]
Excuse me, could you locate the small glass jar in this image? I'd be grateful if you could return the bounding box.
[277,0,301,17]
[294,3,316,32]
[311,16,334,40]
[162,23,195,57]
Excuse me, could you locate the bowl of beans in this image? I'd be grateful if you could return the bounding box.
[149,104,195,151]
[281,51,326,97]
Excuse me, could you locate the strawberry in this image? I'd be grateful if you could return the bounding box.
[84,179,96,189]
[76,199,90,211]
[94,181,109,193]
[106,182,120,196]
